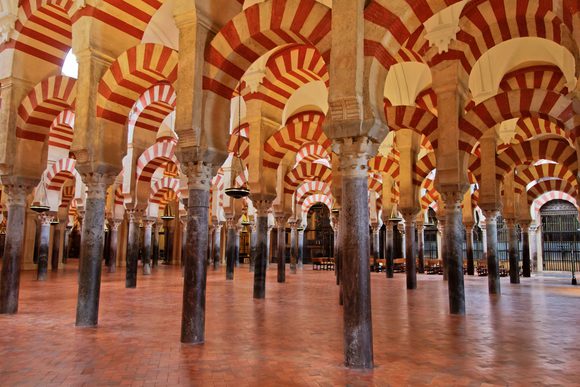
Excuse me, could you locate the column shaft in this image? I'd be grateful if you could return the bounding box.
[290,224,297,274]
[125,213,140,288]
[143,222,153,275]
[152,224,159,267]
[36,216,51,281]
[385,223,394,278]
[213,224,222,270]
[225,222,236,280]
[297,230,304,269]
[253,206,270,299]
[108,222,120,273]
[51,223,62,271]
[276,220,286,283]
[444,195,465,315]
[403,216,417,289]
[507,220,520,284]
[417,225,425,273]
[522,227,531,277]
[485,213,501,294]
[465,226,475,275]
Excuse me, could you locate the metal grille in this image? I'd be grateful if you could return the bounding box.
[424,227,438,259]
[541,212,580,272]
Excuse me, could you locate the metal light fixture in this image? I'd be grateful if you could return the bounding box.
[297,226,305,232]
[160,204,175,221]
[50,218,60,225]
[225,92,250,199]
[30,175,51,213]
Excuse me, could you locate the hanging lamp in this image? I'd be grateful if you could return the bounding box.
[225,93,250,199]
[160,203,175,221]
[30,175,51,213]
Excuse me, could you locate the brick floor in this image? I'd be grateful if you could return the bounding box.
[1,263,579,386]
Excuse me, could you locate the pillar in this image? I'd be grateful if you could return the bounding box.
[75,173,114,327]
[402,213,417,289]
[465,223,475,275]
[483,210,501,294]
[276,216,287,283]
[439,219,448,280]
[213,222,222,271]
[289,221,298,274]
[234,225,241,268]
[142,219,154,275]
[164,220,174,264]
[385,221,394,278]
[337,137,374,369]
[417,222,425,274]
[152,223,160,267]
[521,223,531,278]
[125,210,141,288]
[180,218,187,268]
[506,219,520,284]
[249,222,257,272]
[297,227,304,269]
[225,218,236,280]
[266,225,273,268]
[443,192,466,315]
[530,224,539,272]
[371,224,380,272]
[108,220,121,273]
[51,221,64,271]
[180,161,212,344]
[252,199,272,299]
[36,214,52,281]
[0,181,34,314]
[481,224,488,261]
[63,225,72,264]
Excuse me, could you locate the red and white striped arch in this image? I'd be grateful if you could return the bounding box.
[60,185,75,208]
[246,44,329,112]
[527,179,577,205]
[45,157,79,191]
[204,0,331,99]
[97,44,178,127]
[284,161,332,194]
[368,173,382,196]
[532,191,578,220]
[135,139,180,183]
[302,193,334,214]
[7,0,73,67]
[384,105,438,148]
[368,155,399,178]
[149,177,181,204]
[514,163,577,194]
[17,75,76,143]
[460,89,576,153]
[295,142,330,165]
[495,139,578,180]
[263,111,330,169]
[127,83,176,141]
[509,117,572,147]
[296,180,331,207]
[415,89,437,115]
[432,0,576,74]
[499,65,571,95]
[414,152,436,186]
[48,109,75,151]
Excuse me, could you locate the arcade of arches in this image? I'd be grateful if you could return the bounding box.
[0,0,579,383]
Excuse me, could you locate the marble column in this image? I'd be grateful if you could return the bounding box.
[125,210,142,288]
[443,193,466,315]
[108,220,121,273]
[276,217,287,283]
[180,162,212,344]
[151,223,159,267]
[249,222,257,272]
[51,221,64,271]
[338,138,373,369]
[36,214,52,281]
[402,213,417,290]
[142,219,154,275]
[297,228,304,269]
[529,225,539,272]
[225,218,236,280]
[0,181,34,314]
[332,214,340,285]
[438,220,448,280]
[266,225,273,268]
[385,221,394,278]
[213,222,222,271]
[481,225,488,261]
[33,219,41,264]
[164,220,174,264]
[535,226,543,272]
[75,173,114,327]
[289,221,298,274]
[63,225,72,264]
[234,226,241,268]
[521,223,531,277]
[417,222,425,274]
[180,218,187,268]
[506,219,520,284]
[371,224,380,272]
[252,200,272,299]
[483,210,501,294]
[465,223,475,275]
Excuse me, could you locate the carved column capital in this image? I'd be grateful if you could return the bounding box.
[109,219,122,231]
[183,161,213,191]
[335,137,376,178]
[482,209,500,223]
[1,178,35,207]
[504,218,517,229]
[39,213,53,226]
[275,216,288,229]
[143,218,156,229]
[82,172,116,200]
[127,209,143,224]
[225,217,237,229]
[252,198,273,217]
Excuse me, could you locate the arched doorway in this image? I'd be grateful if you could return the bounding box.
[540,200,579,271]
[304,203,333,263]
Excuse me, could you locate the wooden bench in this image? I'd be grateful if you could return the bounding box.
[312,257,335,271]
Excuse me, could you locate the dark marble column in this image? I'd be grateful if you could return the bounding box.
[417,222,425,274]
[125,210,141,288]
[0,181,34,314]
[225,218,236,280]
[234,225,241,268]
[33,218,41,264]
[164,220,174,264]
[252,199,272,299]
[465,223,475,275]
[266,225,273,268]
[506,219,520,284]
[483,209,501,294]
[332,214,340,284]
[385,221,394,278]
[75,173,114,327]
[249,222,257,272]
[371,224,380,272]
[108,220,121,273]
[51,221,63,271]
[438,219,448,280]
[180,162,212,344]
[338,139,373,369]
[36,214,52,281]
[297,228,304,269]
[443,193,466,315]
[143,219,154,275]
[180,218,187,268]
[276,217,287,283]
[402,213,417,290]
[152,223,159,267]
[289,221,298,274]
[212,223,222,270]
[521,223,531,277]
[63,225,72,264]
